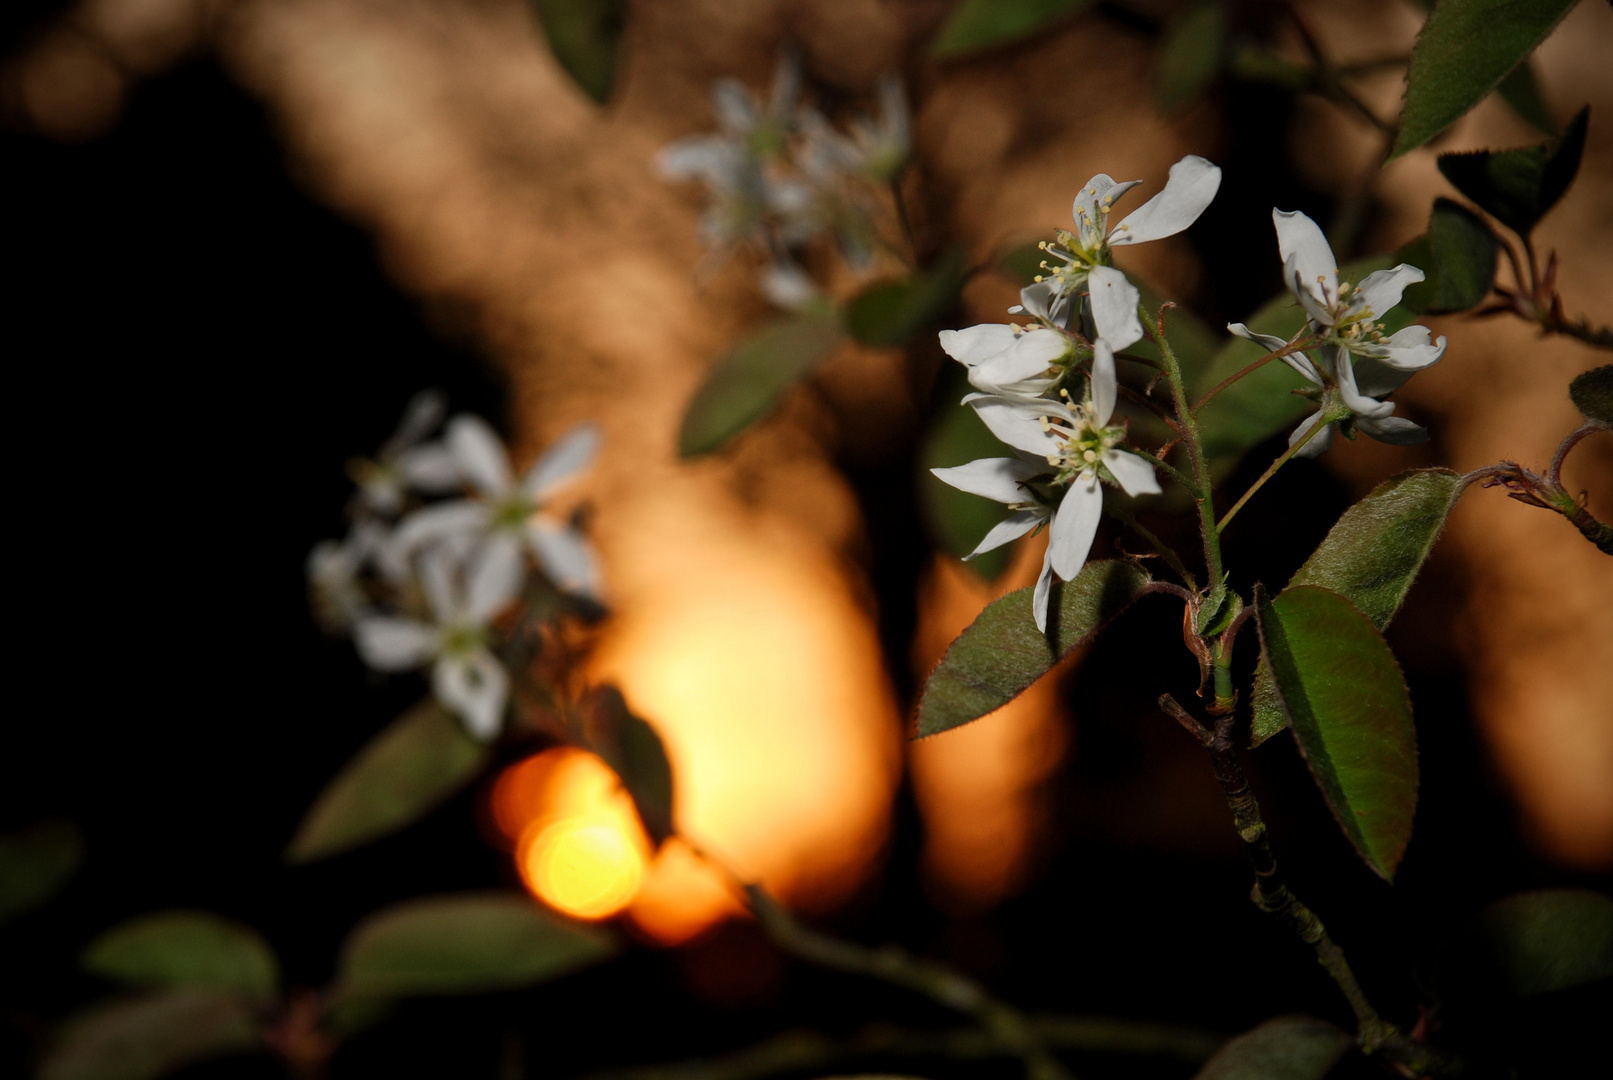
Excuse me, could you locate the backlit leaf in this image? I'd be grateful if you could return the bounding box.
[1254,585,1418,880]
[39,989,260,1080]
[579,685,675,844]
[916,560,1152,737]
[1399,199,1498,314]
[1193,1015,1353,1080]
[1156,2,1228,114]
[335,892,617,999]
[845,251,968,347]
[930,0,1095,58]
[83,911,278,1001]
[678,309,844,457]
[528,0,624,104]
[1391,0,1579,159]
[1435,106,1589,237]
[286,700,490,864]
[1569,365,1613,425]
[0,819,81,925]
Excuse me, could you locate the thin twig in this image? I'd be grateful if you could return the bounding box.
[1217,417,1330,532]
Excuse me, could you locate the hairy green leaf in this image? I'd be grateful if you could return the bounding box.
[1255,585,1419,879]
[1248,654,1287,749]
[845,251,967,347]
[1436,106,1589,238]
[83,912,278,1001]
[919,365,1015,580]
[679,309,844,456]
[39,990,260,1080]
[916,561,1152,737]
[0,819,81,925]
[528,0,624,104]
[1569,365,1613,425]
[335,892,617,999]
[1399,199,1499,314]
[1496,58,1556,135]
[1156,2,1228,113]
[287,700,490,864]
[930,0,1095,58]
[580,685,675,844]
[1447,888,1613,998]
[1392,0,1579,159]
[1194,1015,1353,1080]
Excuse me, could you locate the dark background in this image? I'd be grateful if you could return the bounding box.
[2,4,1607,1078]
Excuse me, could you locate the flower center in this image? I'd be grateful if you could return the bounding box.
[440,622,489,656]
[493,494,536,531]
[1039,402,1124,481]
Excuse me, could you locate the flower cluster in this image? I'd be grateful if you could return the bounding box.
[933,156,1221,631]
[308,393,602,739]
[1230,209,1447,456]
[658,56,911,309]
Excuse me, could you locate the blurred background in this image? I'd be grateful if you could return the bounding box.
[2,1,1610,1077]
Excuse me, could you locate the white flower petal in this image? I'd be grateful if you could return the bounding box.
[970,331,1068,395]
[1091,338,1117,426]
[1072,174,1141,247]
[1288,411,1336,459]
[940,323,1018,367]
[527,518,602,599]
[967,509,1044,559]
[1336,353,1395,421]
[1033,549,1055,634]
[434,650,508,741]
[1356,414,1429,446]
[1048,476,1103,580]
[383,389,447,457]
[446,415,513,497]
[966,395,1067,457]
[1111,155,1221,246]
[1103,449,1162,497]
[1016,280,1071,328]
[1286,255,1336,326]
[1354,264,1423,320]
[385,500,490,577]
[931,457,1050,504]
[1353,326,1447,396]
[522,423,601,502]
[397,443,463,493]
[417,548,458,623]
[467,533,525,623]
[1088,266,1144,352]
[1274,210,1338,313]
[1226,321,1290,355]
[713,79,758,134]
[355,617,439,671]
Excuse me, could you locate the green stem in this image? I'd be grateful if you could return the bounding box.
[1144,303,1223,587]
[1216,415,1331,532]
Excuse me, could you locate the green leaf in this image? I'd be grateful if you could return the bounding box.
[39,989,260,1080]
[335,892,617,999]
[1251,468,1461,747]
[1435,105,1590,238]
[919,366,1015,580]
[1254,585,1419,879]
[579,685,675,844]
[1391,0,1580,159]
[286,700,491,864]
[916,560,1152,737]
[678,309,844,457]
[1446,888,1613,998]
[1496,58,1556,135]
[528,0,624,104]
[1193,1015,1353,1080]
[0,819,81,925]
[1569,365,1613,425]
[845,251,968,347]
[82,911,278,1001]
[1399,199,1499,315]
[1156,2,1228,113]
[930,0,1095,58]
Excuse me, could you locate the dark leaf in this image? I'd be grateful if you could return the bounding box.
[1156,2,1228,113]
[678,309,844,457]
[845,250,968,347]
[286,700,491,864]
[1392,0,1579,159]
[1496,58,1556,135]
[918,365,1017,580]
[528,0,624,104]
[1248,654,1287,748]
[930,0,1096,58]
[1569,365,1613,425]
[1399,200,1498,314]
[1254,585,1418,880]
[1435,106,1589,237]
[39,989,260,1080]
[1435,889,1613,1001]
[82,911,278,1001]
[579,685,676,844]
[0,819,81,925]
[1193,1015,1353,1080]
[335,892,617,999]
[916,561,1152,737]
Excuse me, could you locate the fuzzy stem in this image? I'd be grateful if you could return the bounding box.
[1217,416,1330,532]
[1144,303,1223,588]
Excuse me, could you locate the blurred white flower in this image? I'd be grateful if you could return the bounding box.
[347,390,462,516]
[799,73,910,184]
[759,260,822,310]
[307,520,387,632]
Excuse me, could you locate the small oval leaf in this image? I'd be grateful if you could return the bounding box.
[916,560,1152,737]
[335,892,617,999]
[678,310,844,457]
[0,819,81,925]
[930,0,1095,58]
[40,989,260,1080]
[1435,106,1589,238]
[83,911,278,1001]
[1391,0,1579,160]
[529,0,624,104]
[1439,888,1613,1000]
[844,251,967,347]
[580,685,675,845]
[1569,365,1613,426]
[1193,1015,1352,1080]
[287,700,491,864]
[1399,200,1498,315]
[1254,585,1418,880]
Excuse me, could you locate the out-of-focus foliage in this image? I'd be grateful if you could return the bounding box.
[38,990,261,1080]
[528,0,624,104]
[1569,365,1613,424]
[1428,889,1613,1002]
[0,819,81,925]
[579,685,676,844]
[920,366,1018,580]
[1156,2,1228,114]
[1437,107,1590,239]
[929,0,1095,58]
[82,912,279,1001]
[845,251,968,347]
[1191,1015,1353,1080]
[1496,59,1557,135]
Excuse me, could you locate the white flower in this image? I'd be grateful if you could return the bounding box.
[307,520,387,632]
[799,73,910,183]
[348,390,461,516]
[940,323,1072,399]
[387,417,603,600]
[354,547,517,740]
[759,260,821,310]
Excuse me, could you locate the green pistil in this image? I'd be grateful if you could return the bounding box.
[493,495,535,530]
[440,624,489,656]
